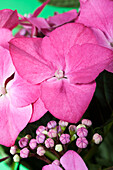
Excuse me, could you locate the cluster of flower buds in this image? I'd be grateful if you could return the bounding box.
[10,118,103,163]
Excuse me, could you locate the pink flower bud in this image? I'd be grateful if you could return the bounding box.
[19,137,28,148]
[59,120,68,127]
[57,126,62,133]
[29,139,37,149]
[10,145,18,155]
[37,146,45,156]
[48,129,57,138]
[20,148,29,158]
[45,138,54,148]
[93,133,103,144]
[76,137,88,148]
[47,120,57,129]
[81,119,92,127]
[36,126,46,135]
[52,160,60,166]
[36,133,46,144]
[69,125,77,133]
[60,134,70,144]
[77,127,88,137]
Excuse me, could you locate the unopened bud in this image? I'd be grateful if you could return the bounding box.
[77,127,88,137]
[93,133,103,144]
[69,125,77,134]
[55,144,63,152]
[59,120,68,127]
[25,134,32,140]
[60,134,70,144]
[29,139,37,149]
[48,129,57,138]
[47,120,57,129]
[13,154,20,162]
[19,137,28,148]
[10,145,18,155]
[37,146,45,156]
[36,133,45,144]
[76,137,88,148]
[36,126,46,135]
[76,124,86,130]
[81,119,92,127]
[71,134,77,142]
[45,138,54,148]
[20,148,29,158]
[52,160,60,166]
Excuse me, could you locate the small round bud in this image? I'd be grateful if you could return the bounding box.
[69,125,77,133]
[29,139,37,149]
[55,144,63,152]
[76,137,88,148]
[37,146,45,156]
[13,154,20,162]
[20,148,29,158]
[36,134,46,144]
[36,126,46,135]
[60,134,70,144]
[47,120,57,129]
[59,120,68,127]
[25,134,32,140]
[48,129,57,138]
[10,145,18,155]
[77,127,88,137]
[57,126,62,133]
[81,119,92,127]
[45,138,54,148]
[93,133,103,144]
[52,160,60,166]
[76,124,86,130]
[19,137,28,148]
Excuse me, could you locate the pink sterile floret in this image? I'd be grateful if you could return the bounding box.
[9,23,113,123]
[77,0,113,73]
[42,150,88,170]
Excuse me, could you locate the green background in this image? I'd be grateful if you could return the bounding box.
[0,0,75,169]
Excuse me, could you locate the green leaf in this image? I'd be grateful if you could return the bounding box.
[38,0,80,8]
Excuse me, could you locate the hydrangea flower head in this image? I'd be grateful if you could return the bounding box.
[9,23,113,123]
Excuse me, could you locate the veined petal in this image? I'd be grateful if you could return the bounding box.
[0,28,13,49]
[7,72,40,107]
[9,38,54,84]
[60,150,88,170]
[0,46,15,85]
[29,98,47,123]
[0,95,32,147]
[0,9,18,30]
[41,79,96,123]
[66,44,113,84]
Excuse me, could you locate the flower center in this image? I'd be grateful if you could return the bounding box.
[55,70,64,79]
[0,86,7,96]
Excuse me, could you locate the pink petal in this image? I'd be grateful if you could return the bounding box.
[47,23,97,57]
[6,73,40,107]
[0,28,13,49]
[65,44,113,84]
[0,96,32,147]
[9,38,54,84]
[29,98,47,123]
[48,10,78,27]
[60,150,88,170]
[0,46,15,85]
[42,164,62,170]
[41,79,96,123]
[0,9,18,30]
[77,0,113,40]
[32,0,50,17]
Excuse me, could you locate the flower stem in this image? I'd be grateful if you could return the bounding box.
[45,151,59,161]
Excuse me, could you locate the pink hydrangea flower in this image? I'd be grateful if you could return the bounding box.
[77,0,113,72]
[9,23,113,123]
[42,150,88,170]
